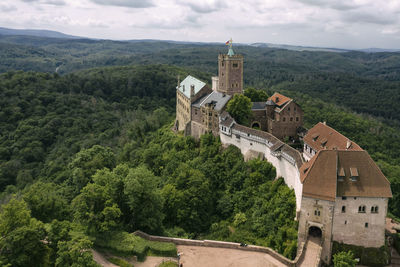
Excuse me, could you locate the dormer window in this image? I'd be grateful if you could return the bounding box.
[350,167,359,181]
[312,133,319,141]
[320,138,327,147]
[338,167,345,181]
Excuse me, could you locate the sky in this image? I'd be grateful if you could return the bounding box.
[1,0,400,49]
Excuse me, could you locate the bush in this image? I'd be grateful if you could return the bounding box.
[332,241,390,267]
[158,261,178,267]
[95,231,176,261]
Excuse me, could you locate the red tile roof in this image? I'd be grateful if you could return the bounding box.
[301,150,392,201]
[268,92,292,107]
[304,122,362,152]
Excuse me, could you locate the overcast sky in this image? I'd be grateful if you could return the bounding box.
[1,0,400,49]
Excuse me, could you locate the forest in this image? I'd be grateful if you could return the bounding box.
[0,35,399,266]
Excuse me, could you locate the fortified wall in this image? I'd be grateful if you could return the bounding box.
[219,112,304,213]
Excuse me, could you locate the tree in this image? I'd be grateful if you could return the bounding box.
[55,232,98,267]
[23,182,70,222]
[0,198,50,267]
[71,176,122,234]
[69,145,116,194]
[123,166,164,234]
[244,87,268,102]
[333,251,357,267]
[226,94,252,125]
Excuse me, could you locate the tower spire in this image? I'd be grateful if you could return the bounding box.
[227,38,234,57]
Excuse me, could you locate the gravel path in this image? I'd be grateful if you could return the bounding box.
[92,250,118,267]
[176,245,287,267]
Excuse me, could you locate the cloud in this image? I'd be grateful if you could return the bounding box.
[293,0,363,11]
[42,0,66,5]
[90,0,154,8]
[177,0,227,13]
[0,3,17,12]
[20,0,65,5]
[342,11,397,25]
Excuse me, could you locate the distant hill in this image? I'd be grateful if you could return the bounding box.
[250,42,350,53]
[0,27,81,39]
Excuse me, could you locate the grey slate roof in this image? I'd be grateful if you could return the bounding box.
[193,91,231,111]
[177,75,206,98]
[252,102,266,110]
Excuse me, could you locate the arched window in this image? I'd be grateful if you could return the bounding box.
[341,206,346,213]
[371,206,379,213]
[358,205,366,213]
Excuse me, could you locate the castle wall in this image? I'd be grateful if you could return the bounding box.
[332,197,387,248]
[219,128,303,212]
[297,197,335,264]
[176,90,191,132]
[270,102,303,140]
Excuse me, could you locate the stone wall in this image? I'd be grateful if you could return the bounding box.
[219,126,303,212]
[133,230,307,267]
[332,197,387,248]
[297,197,335,264]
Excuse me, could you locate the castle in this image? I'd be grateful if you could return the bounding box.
[175,42,392,265]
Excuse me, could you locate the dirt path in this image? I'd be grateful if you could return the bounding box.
[131,257,177,267]
[92,250,118,267]
[176,245,287,267]
[297,236,321,267]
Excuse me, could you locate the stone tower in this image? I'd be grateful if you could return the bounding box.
[217,41,243,95]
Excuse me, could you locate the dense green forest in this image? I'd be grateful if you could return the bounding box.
[0,66,298,265]
[1,35,400,124]
[0,35,400,265]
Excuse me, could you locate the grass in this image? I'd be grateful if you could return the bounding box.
[95,231,177,261]
[158,261,178,267]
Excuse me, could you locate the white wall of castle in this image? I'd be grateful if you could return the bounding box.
[332,197,387,248]
[219,129,303,212]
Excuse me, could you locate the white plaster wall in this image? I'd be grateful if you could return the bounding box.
[219,132,303,212]
[332,197,387,248]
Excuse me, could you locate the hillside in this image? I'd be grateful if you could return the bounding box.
[1,35,400,125]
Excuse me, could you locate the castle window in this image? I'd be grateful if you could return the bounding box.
[314,210,320,216]
[365,222,368,228]
[341,206,346,213]
[345,220,347,224]
[250,143,253,146]
[294,107,297,111]
[290,117,293,122]
[296,117,299,122]
[233,63,238,68]
[221,62,224,67]
[358,205,366,213]
[195,110,197,115]
[283,117,286,122]
[288,107,290,111]
[371,206,379,213]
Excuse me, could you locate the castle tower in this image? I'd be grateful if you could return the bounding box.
[217,39,243,95]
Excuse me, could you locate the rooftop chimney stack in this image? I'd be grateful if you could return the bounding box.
[190,84,195,97]
[346,139,352,149]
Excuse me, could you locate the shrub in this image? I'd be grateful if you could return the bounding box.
[95,231,176,261]
[332,241,390,267]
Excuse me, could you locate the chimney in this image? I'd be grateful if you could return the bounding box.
[323,121,326,125]
[190,84,195,97]
[346,139,351,149]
